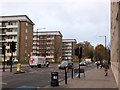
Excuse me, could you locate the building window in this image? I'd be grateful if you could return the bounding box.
[26,29,28,33]
[26,36,27,40]
[26,23,28,26]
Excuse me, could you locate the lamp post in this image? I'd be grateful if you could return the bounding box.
[36,28,46,56]
[99,36,107,61]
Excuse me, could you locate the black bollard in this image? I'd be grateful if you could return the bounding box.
[65,67,68,84]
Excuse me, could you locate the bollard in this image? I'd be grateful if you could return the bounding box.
[17,63,21,72]
[65,67,68,84]
[71,63,74,79]
[14,63,25,74]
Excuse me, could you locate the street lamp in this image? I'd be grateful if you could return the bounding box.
[99,36,107,61]
[36,28,46,56]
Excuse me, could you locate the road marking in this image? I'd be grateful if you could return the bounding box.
[29,70,38,73]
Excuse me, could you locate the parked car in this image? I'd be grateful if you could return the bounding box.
[80,61,87,66]
[85,59,92,64]
[58,60,73,69]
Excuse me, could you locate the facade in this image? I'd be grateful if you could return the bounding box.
[62,39,77,61]
[111,1,120,90]
[33,31,63,62]
[0,15,34,62]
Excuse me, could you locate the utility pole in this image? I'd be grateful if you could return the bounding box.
[99,36,107,61]
[105,36,107,61]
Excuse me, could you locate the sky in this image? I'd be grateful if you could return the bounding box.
[0,0,110,47]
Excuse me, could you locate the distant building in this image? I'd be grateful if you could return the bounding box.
[111,1,120,90]
[0,15,34,62]
[33,31,63,62]
[62,39,77,61]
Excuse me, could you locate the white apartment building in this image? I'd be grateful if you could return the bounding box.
[62,39,77,61]
[0,15,34,62]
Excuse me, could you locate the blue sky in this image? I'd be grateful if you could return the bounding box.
[0,0,110,47]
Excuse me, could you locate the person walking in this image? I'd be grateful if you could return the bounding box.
[96,61,100,69]
[104,61,109,76]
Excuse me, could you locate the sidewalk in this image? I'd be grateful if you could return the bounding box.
[46,67,118,89]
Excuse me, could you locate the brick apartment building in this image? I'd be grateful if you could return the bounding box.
[0,15,34,62]
[33,31,63,62]
[111,1,120,90]
[62,39,77,61]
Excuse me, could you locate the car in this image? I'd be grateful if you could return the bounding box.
[58,60,73,69]
[80,61,87,66]
[85,59,92,64]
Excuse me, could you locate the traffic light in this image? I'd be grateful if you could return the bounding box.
[10,41,16,52]
[2,45,6,55]
[79,47,82,59]
[75,48,79,56]
[75,47,82,58]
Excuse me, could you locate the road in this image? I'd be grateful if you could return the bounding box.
[2,63,96,89]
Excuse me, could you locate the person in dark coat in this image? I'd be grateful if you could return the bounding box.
[104,61,109,76]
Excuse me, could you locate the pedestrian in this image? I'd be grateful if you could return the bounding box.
[103,61,109,76]
[100,61,103,69]
[96,61,100,69]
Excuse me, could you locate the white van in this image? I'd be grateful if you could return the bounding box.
[29,56,50,68]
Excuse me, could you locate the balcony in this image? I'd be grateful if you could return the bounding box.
[6,25,18,28]
[47,37,54,40]
[6,52,17,56]
[6,46,10,49]
[5,39,17,42]
[46,55,54,58]
[0,26,6,29]
[6,32,17,35]
[0,32,6,35]
[0,39,5,42]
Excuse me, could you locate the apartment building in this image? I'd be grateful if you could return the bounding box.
[62,39,77,61]
[111,1,120,90]
[0,15,34,62]
[33,31,63,62]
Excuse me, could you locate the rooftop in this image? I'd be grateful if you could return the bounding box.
[62,39,77,43]
[33,31,63,37]
[0,15,34,25]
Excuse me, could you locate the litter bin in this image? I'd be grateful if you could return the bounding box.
[51,72,59,86]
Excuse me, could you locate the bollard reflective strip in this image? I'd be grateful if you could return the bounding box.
[66,67,68,73]
[72,65,74,69]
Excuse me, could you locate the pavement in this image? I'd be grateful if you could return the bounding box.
[0,64,119,90]
[46,67,119,90]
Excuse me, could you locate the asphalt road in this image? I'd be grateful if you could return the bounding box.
[2,63,96,89]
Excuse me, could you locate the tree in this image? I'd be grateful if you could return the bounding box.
[54,38,62,62]
[77,41,94,59]
[95,44,105,60]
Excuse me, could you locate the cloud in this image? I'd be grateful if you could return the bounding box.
[0,0,110,46]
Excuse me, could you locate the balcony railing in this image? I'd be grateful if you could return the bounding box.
[6,25,18,28]
[5,39,17,42]
[6,32,17,35]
